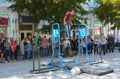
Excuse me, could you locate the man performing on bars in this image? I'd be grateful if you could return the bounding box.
[63,10,75,39]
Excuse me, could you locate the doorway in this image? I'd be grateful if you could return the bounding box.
[0,27,7,39]
[20,31,32,41]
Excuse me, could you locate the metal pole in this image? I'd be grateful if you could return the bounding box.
[93,46,95,62]
[77,26,81,63]
[32,45,35,71]
[38,45,40,72]
[85,26,91,64]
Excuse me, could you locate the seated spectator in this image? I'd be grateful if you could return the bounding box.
[4,38,11,62]
[0,38,5,63]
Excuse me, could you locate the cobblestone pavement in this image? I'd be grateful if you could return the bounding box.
[0,49,120,79]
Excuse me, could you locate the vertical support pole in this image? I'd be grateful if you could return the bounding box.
[51,23,64,66]
[50,27,55,64]
[32,45,35,71]
[38,45,40,72]
[77,24,81,63]
[77,24,91,64]
[50,23,60,64]
[85,26,91,64]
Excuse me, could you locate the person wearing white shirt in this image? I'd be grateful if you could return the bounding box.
[99,35,107,55]
[93,37,100,54]
[63,37,71,57]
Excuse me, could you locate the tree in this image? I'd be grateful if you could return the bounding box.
[93,0,120,29]
[8,0,89,33]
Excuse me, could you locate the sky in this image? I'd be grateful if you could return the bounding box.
[81,0,95,11]
[0,0,12,7]
[89,0,95,6]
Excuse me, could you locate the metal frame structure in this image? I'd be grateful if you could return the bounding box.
[44,23,90,72]
[77,24,91,64]
[47,23,70,72]
[30,23,98,74]
[30,23,113,75]
[46,23,91,72]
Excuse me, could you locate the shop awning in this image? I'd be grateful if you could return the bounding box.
[0,17,8,25]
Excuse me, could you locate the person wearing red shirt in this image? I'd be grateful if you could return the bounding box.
[10,39,17,60]
[63,10,75,39]
[42,36,48,57]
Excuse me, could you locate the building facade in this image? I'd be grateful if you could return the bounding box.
[0,3,19,41]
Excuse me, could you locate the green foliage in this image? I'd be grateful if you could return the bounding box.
[8,0,88,33]
[93,0,120,29]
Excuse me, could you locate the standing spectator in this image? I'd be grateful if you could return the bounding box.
[0,38,5,63]
[10,38,17,60]
[48,38,52,56]
[81,37,86,55]
[28,35,33,59]
[38,36,40,45]
[71,37,77,55]
[25,37,31,60]
[93,37,99,54]
[100,35,107,55]
[24,37,28,59]
[87,35,94,54]
[54,38,59,57]
[39,37,43,57]
[63,37,71,57]
[15,40,20,60]
[4,38,11,62]
[20,39,25,57]
[60,37,64,55]
[42,36,49,57]
[106,35,109,53]
[107,34,114,53]
[28,34,33,44]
